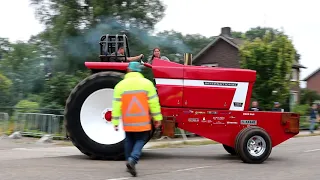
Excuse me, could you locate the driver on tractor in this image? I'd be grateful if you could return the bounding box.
[109,46,144,62]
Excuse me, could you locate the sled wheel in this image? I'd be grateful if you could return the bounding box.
[235,126,272,164]
[222,144,236,155]
[234,126,257,154]
[64,71,154,160]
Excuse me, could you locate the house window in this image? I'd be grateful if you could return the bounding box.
[291,68,298,81]
[201,63,218,67]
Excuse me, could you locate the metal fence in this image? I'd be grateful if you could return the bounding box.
[0,112,9,136]
[0,108,66,139]
[12,113,66,139]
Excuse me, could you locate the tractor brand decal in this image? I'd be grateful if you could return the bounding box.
[243,112,255,116]
[201,117,207,123]
[203,82,238,87]
[195,111,206,115]
[188,118,199,122]
[226,121,238,124]
[240,120,257,125]
[233,102,243,107]
[212,121,224,124]
[213,117,225,120]
[207,111,218,114]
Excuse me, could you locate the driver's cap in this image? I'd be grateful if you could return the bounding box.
[128,61,142,72]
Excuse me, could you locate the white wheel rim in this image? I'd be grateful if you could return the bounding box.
[80,88,125,145]
[246,135,266,157]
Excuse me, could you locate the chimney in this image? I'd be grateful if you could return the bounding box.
[220,27,232,38]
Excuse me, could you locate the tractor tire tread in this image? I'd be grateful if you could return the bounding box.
[235,126,272,164]
[64,71,125,160]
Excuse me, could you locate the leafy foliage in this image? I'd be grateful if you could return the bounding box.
[292,104,310,116]
[300,88,320,105]
[41,70,90,108]
[0,72,13,106]
[15,100,40,113]
[239,31,296,110]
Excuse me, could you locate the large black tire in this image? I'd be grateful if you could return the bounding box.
[64,71,154,160]
[222,144,236,155]
[235,126,272,164]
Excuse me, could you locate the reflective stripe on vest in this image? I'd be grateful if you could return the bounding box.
[121,90,151,132]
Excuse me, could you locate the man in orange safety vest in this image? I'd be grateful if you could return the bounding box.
[111,61,163,177]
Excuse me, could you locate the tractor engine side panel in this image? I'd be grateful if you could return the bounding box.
[153,66,184,107]
[182,67,256,111]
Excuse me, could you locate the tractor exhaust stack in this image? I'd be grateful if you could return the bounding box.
[184,53,192,65]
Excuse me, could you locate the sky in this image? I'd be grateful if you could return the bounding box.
[0,0,319,87]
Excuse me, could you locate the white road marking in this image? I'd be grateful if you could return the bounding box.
[174,166,212,172]
[304,148,320,153]
[11,148,28,150]
[106,177,131,180]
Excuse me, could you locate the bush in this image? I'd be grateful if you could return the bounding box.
[15,100,40,113]
[292,104,310,116]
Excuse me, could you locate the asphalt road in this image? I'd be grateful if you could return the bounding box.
[0,136,320,180]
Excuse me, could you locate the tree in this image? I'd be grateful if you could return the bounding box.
[0,72,12,106]
[0,37,12,60]
[239,31,296,110]
[0,41,46,105]
[300,88,320,105]
[41,70,90,108]
[30,0,167,73]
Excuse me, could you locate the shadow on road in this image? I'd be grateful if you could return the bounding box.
[141,151,239,161]
[61,151,240,162]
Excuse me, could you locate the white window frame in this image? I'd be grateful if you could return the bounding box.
[201,63,218,67]
[291,68,298,81]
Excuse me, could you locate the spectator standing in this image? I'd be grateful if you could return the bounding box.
[309,103,319,134]
[249,101,263,111]
[272,102,283,112]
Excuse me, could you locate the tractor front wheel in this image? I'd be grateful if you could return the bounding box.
[64,71,154,160]
[235,127,272,164]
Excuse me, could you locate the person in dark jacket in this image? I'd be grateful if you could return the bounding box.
[271,102,283,112]
[309,103,319,133]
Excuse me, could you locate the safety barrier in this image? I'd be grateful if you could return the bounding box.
[0,112,9,136]
[11,113,66,139]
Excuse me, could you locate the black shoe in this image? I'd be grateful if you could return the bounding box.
[126,162,137,177]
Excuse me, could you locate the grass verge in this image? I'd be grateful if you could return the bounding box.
[295,132,320,138]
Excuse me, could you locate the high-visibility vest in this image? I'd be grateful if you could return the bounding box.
[121,90,151,132]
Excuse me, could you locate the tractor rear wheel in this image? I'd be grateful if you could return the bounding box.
[235,126,272,164]
[64,71,154,160]
[222,144,236,155]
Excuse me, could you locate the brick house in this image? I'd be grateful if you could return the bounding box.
[303,67,320,94]
[192,27,306,108]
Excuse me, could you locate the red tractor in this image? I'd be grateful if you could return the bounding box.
[64,34,300,164]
